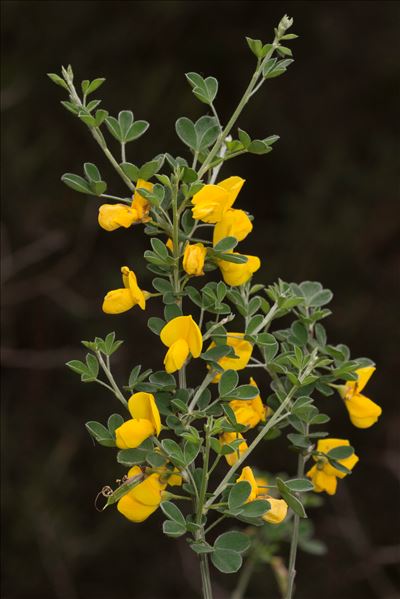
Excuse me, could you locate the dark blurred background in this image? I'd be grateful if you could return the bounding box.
[2,1,400,598]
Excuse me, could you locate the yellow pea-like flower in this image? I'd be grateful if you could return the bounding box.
[183,243,207,276]
[262,497,288,524]
[98,203,137,231]
[218,253,261,286]
[210,333,253,382]
[117,466,165,523]
[338,366,381,428]
[236,466,258,502]
[230,377,268,428]
[160,315,203,373]
[115,392,161,449]
[236,466,288,524]
[213,208,253,246]
[131,179,153,222]
[102,266,146,314]
[191,176,245,223]
[306,438,359,495]
[219,432,249,466]
[98,178,153,231]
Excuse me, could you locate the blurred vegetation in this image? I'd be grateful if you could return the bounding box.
[1,1,399,598]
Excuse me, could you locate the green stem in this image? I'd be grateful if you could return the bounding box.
[204,386,297,510]
[96,352,128,409]
[198,41,278,179]
[286,427,308,599]
[195,427,213,599]
[65,76,134,192]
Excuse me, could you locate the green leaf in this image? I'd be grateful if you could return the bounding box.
[246,37,263,58]
[160,501,186,525]
[138,156,164,180]
[276,478,307,518]
[213,236,238,253]
[85,78,106,95]
[118,110,134,137]
[239,499,270,518]
[162,520,186,538]
[61,173,94,194]
[107,413,124,435]
[186,72,219,105]
[86,353,99,378]
[211,548,242,573]
[85,421,115,447]
[175,117,197,150]
[47,72,69,91]
[105,116,122,141]
[285,478,315,492]
[214,531,250,554]
[120,162,140,181]
[147,317,166,335]
[228,481,252,511]
[218,370,239,397]
[66,359,87,375]
[228,384,259,400]
[326,445,354,460]
[125,120,150,142]
[83,162,101,182]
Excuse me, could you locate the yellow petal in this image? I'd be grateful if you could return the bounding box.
[307,465,338,495]
[217,176,245,208]
[115,419,154,449]
[128,392,161,436]
[164,339,190,373]
[218,254,261,286]
[255,477,269,495]
[345,393,382,429]
[160,316,202,358]
[191,184,230,223]
[102,289,135,314]
[121,266,146,310]
[117,493,159,522]
[219,432,248,466]
[213,208,253,246]
[131,473,163,506]
[236,466,258,502]
[131,179,153,221]
[216,333,253,373]
[98,204,137,231]
[183,243,207,276]
[355,366,375,393]
[262,497,288,524]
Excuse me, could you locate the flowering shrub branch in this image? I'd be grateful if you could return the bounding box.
[49,13,381,599]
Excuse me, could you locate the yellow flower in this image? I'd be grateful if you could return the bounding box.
[338,366,381,428]
[306,438,359,495]
[236,467,288,524]
[131,179,153,222]
[230,377,268,428]
[218,254,261,286]
[183,243,207,276]
[236,466,258,501]
[191,176,245,223]
[152,465,183,487]
[98,203,137,231]
[115,392,161,449]
[211,333,253,382]
[98,179,153,231]
[166,238,174,252]
[117,466,165,523]
[213,208,253,246]
[219,432,248,466]
[262,497,288,524]
[160,315,203,373]
[102,266,146,314]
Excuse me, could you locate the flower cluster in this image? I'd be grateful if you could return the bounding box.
[53,15,381,598]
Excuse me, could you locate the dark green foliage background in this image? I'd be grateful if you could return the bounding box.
[2,1,399,598]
